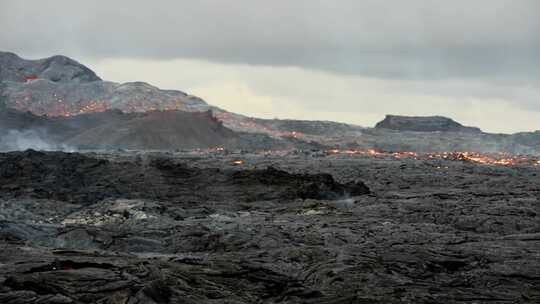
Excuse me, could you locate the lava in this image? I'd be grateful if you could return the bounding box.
[24,75,38,82]
[43,100,109,117]
[77,100,108,115]
[214,112,304,139]
[324,149,540,167]
[231,159,245,166]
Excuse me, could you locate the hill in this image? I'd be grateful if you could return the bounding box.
[2,51,540,154]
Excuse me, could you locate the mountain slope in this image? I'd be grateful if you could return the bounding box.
[2,51,540,154]
[65,110,239,150]
[0,97,296,151]
[0,51,210,117]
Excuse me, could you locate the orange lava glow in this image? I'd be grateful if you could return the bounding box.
[214,113,304,139]
[324,149,540,167]
[77,100,108,115]
[24,75,38,82]
[18,95,191,118]
[45,100,109,117]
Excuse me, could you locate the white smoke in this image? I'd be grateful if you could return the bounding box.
[0,129,75,152]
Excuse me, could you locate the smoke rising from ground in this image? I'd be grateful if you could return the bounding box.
[0,129,75,152]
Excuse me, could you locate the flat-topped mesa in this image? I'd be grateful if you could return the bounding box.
[375,115,481,133]
[0,51,101,83]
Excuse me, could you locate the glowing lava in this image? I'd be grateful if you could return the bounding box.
[231,160,245,166]
[324,149,540,167]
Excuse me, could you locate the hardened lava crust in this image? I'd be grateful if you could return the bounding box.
[0,150,539,303]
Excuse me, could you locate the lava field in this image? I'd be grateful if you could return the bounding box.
[0,150,539,303]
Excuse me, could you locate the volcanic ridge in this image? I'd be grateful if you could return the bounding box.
[2,51,540,154]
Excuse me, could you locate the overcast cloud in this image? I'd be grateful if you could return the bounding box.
[1,0,539,132]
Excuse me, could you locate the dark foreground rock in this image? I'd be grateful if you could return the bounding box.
[0,150,539,303]
[0,150,368,204]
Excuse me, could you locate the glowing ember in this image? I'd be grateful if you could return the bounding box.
[78,100,108,115]
[231,160,245,166]
[326,149,340,155]
[24,75,38,82]
[214,113,306,139]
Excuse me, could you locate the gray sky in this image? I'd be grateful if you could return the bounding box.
[1,0,540,132]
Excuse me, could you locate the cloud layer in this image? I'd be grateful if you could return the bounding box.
[2,0,539,79]
[1,0,539,132]
[87,58,540,133]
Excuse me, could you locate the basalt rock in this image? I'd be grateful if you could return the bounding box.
[229,166,369,200]
[375,114,481,133]
[0,150,369,204]
[1,151,539,303]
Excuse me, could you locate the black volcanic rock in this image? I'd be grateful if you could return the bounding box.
[0,51,101,83]
[0,107,297,151]
[1,151,539,303]
[65,110,241,150]
[228,166,370,200]
[375,114,481,133]
[0,150,369,204]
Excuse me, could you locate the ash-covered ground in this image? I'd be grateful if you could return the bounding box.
[0,150,539,303]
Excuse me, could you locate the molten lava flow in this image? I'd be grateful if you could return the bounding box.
[231,160,245,166]
[78,100,108,115]
[24,75,38,82]
[322,149,540,167]
[12,91,195,118]
[214,113,305,139]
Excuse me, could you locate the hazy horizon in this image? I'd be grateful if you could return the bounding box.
[2,0,539,133]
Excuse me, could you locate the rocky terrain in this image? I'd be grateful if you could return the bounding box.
[1,51,539,303]
[0,106,296,151]
[3,51,540,154]
[0,150,539,303]
[0,51,210,116]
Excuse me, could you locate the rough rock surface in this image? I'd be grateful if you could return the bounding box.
[0,51,100,83]
[4,102,540,153]
[375,115,481,133]
[1,150,539,303]
[0,150,369,204]
[0,51,210,116]
[2,79,211,116]
[0,107,303,151]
